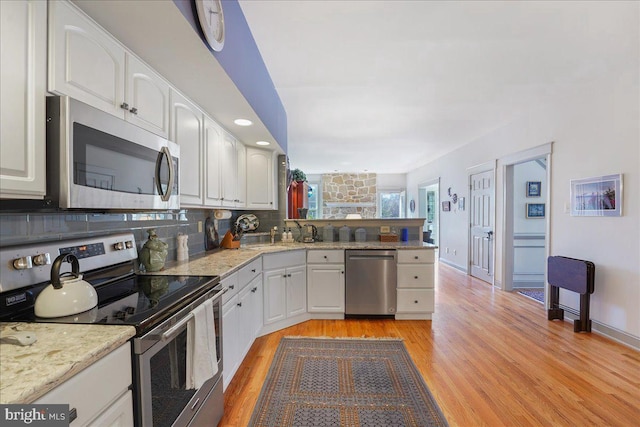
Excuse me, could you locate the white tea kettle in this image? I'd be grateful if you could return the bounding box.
[34,253,98,318]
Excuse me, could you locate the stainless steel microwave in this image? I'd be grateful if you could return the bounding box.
[46,96,179,210]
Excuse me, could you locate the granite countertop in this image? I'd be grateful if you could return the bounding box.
[0,322,135,404]
[0,240,434,404]
[155,240,436,278]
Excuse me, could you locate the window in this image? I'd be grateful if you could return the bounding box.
[307,182,320,219]
[378,190,405,218]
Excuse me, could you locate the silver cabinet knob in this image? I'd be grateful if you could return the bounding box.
[12,256,32,270]
[114,242,126,251]
[32,253,51,266]
[125,240,134,249]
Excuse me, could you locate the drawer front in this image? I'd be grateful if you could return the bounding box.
[35,343,131,425]
[397,265,434,288]
[238,257,262,287]
[397,289,434,313]
[221,271,239,304]
[397,249,435,264]
[262,250,306,270]
[307,250,344,264]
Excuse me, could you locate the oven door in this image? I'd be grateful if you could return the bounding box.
[134,290,223,427]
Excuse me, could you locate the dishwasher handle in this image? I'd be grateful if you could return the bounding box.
[347,254,396,261]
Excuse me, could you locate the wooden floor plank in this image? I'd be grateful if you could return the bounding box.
[220,262,640,427]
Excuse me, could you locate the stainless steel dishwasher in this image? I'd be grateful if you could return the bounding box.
[345,249,397,315]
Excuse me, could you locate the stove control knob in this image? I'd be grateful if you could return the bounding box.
[114,242,126,251]
[32,253,51,266]
[12,256,33,270]
[125,240,134,249]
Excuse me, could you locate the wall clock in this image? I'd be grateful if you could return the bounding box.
[195,0,225,52]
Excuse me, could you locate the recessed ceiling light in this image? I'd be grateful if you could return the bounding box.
[234,118,253,126]
[256,140,270,146]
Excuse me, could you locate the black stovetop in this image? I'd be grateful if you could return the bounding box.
[1,273,220,335]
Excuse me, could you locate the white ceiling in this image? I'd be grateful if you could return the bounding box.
[238,0,637,174]
[72,1,636,176]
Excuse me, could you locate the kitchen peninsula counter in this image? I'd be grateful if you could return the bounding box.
[156,241,436,278]
[0,323,135,404]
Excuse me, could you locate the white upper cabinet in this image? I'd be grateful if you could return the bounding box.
[48,0,169,137]
[170,89,204,207]
[236,142,247,208]
[204,115,223,206]
[221,132,238,207]
[246,148,275,209]
[0,0,47,199]
[49,0,125,117]
[125,55,170,137]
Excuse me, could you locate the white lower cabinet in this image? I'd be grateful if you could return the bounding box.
[307,250,345,318]
[35,342,133,426]
[221,258,262,389]
[262,251,308,334]
[396,249,436,320]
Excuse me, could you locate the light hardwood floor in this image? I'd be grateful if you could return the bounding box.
[221,263,640,426]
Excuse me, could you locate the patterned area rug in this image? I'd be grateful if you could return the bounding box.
[517,288,545,303]
[248,337,449,427]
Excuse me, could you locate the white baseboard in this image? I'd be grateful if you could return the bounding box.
[438,258,467,273]
[561,310,640,351]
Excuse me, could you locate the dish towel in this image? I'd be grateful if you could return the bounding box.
[186,298,218,389]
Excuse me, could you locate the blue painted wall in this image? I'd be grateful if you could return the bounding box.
[173,0,287,152]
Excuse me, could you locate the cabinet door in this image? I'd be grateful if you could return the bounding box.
[48,0,125,117]
[286,265,307,318]
[307,265,345,313]
[237,284,254,360]
[246,148,274,209]
[222,296,239,388]
[87,390,134,427]
[263,268,287,325]
[220,132,237,207]
[125,54,169,137]
[236,142,246,207]
[170,89,203,206]
[249,275,263,337]
[203,115,223,206]
[0,0,46,199]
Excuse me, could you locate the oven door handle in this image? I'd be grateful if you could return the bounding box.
[161,287,227,341]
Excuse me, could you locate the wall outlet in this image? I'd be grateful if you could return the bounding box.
[380,226,390,233]
[453,249,457,255]
[446,247,450,254]
[198,221,203,232]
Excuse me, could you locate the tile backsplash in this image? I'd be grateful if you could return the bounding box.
[0,208,286,261]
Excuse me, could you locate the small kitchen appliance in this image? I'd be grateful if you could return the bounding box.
[0,233,224,427]
[302,224,318,243]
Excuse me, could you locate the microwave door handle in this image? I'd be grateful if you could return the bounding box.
[156,147,175,202]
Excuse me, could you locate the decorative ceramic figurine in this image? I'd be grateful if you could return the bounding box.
[139,229,168,272]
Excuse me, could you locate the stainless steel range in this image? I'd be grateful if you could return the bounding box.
[0,233,224,427]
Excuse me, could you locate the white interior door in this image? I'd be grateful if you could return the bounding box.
[470,169,494,283]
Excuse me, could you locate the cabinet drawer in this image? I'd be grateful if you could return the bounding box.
[35,343,131,426]
[262,250,305,270]
[397,249,435,264]
[397,265,434,288]
[397,289,434,313]
[238,257,262,286]
[307,250,344,264]
[221,271,239,304]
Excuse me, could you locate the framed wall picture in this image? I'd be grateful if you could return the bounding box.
[527,181,541,197]
[442,201,451,212]
[458,197,465,210]
[526,203,545,218]
[570,174,622,217]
